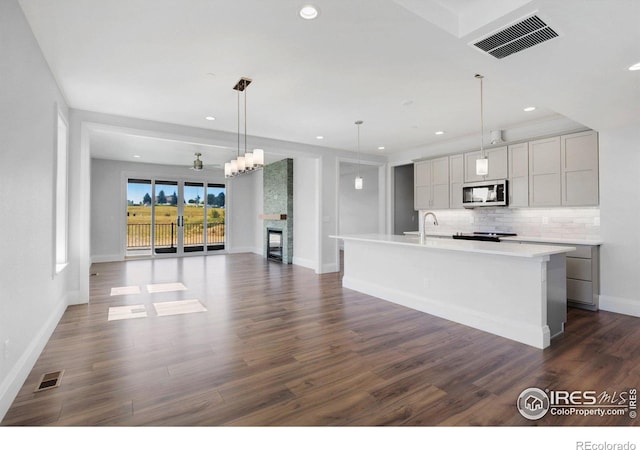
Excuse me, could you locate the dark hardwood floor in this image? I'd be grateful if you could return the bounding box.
[2,253,639,426]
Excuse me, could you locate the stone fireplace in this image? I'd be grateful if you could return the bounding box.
[262,158,293,264]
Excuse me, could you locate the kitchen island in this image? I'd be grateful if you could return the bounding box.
[331,234,576,349]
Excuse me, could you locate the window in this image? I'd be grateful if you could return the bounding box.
[55,110,68,273]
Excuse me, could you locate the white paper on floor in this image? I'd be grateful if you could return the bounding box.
[108,305,147,321]
[153,299,207,317]
[146,282,187,293]
[110,286,141,296]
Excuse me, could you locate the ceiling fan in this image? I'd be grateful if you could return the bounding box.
[191,152,204,171]
[189,152,224,171]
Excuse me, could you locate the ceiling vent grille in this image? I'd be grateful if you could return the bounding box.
[472,15,558,59]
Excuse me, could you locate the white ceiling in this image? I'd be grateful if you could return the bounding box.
[18,0,640,167]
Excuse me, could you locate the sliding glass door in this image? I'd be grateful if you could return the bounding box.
[126,178,225,257]
[154,180,180,254]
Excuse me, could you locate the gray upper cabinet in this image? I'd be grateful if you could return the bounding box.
[449,154,464,209]
[561,130,599,206]
[508,142,529,207]
[414,130,598,211]
[464,146,508,182]
[529,136,561,206]
[414,160,432,210]
[464,151,483,183]
[414,156,449,210]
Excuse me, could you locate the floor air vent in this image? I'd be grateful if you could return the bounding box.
[471,15,558,59]
[34,370,64,392]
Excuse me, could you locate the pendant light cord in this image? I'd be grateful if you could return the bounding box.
[357,123,360,177]
[237,88,241,158]
[244,84,247,154]
[477,74,485,158]
[355,120,363,177]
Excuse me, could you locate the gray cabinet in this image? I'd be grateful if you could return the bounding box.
[508,142,529,207]
[566,245,600,310]
[464,146,508,182]
[528,132,599,207]
[449,154,464,209]
[561,130,599,206]
[529,136,561,206]
[511,240,601,311]
[414,156,449,210]
[414,130,598,211]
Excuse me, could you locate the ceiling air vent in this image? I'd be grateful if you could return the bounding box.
[472,15,558,59]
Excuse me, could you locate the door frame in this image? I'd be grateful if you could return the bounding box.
[123,171,226,259]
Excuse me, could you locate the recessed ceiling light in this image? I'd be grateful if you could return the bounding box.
[629,62,640,71]
[378,146,385,150]
[299,5,319,20]
[523,106,536,112]
[133,155,141,158]
[435,131,445,135]
[205,116,216,121]
[316,135,324,140]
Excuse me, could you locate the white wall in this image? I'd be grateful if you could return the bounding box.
[339,164,380,237]
[598,125,640,316]
[91,159,124,261]
[227,170,262,255]
[319,155,340,273]
[293,157,320,271]
[0,0,75,420]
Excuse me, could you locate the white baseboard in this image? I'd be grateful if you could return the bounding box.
[227,246,257,254]
[91,254,123,263]
[599,295,640,317]
[292,257,317,271]
[319,263,339,274]
[0,293,67,422]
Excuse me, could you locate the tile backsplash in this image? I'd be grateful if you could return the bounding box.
[419,207,600,240]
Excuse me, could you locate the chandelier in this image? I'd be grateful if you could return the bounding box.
[225,77,264,178]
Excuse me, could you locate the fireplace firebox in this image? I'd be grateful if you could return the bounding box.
[267,228,283,262]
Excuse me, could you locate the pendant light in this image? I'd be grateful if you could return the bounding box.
[225,77,263,178]
[354,120,363,190]
[475,74,489,176]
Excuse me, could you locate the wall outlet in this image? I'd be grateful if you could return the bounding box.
[542,216,549,225]
[3,340,9,360]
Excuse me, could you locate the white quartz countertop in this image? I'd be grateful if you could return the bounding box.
[331,234,576,258]
[402,231,602,246]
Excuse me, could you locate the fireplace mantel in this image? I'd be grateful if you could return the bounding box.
[259,214,287,220]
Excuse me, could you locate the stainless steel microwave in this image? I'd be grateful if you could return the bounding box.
[462,180,508,208]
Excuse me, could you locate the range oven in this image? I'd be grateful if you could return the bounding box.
[462,179,508,208]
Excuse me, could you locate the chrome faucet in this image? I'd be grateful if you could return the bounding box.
[421,211,439,244]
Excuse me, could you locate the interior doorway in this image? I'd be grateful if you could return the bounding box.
[126,178,225,257]
[393,164,418,234]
